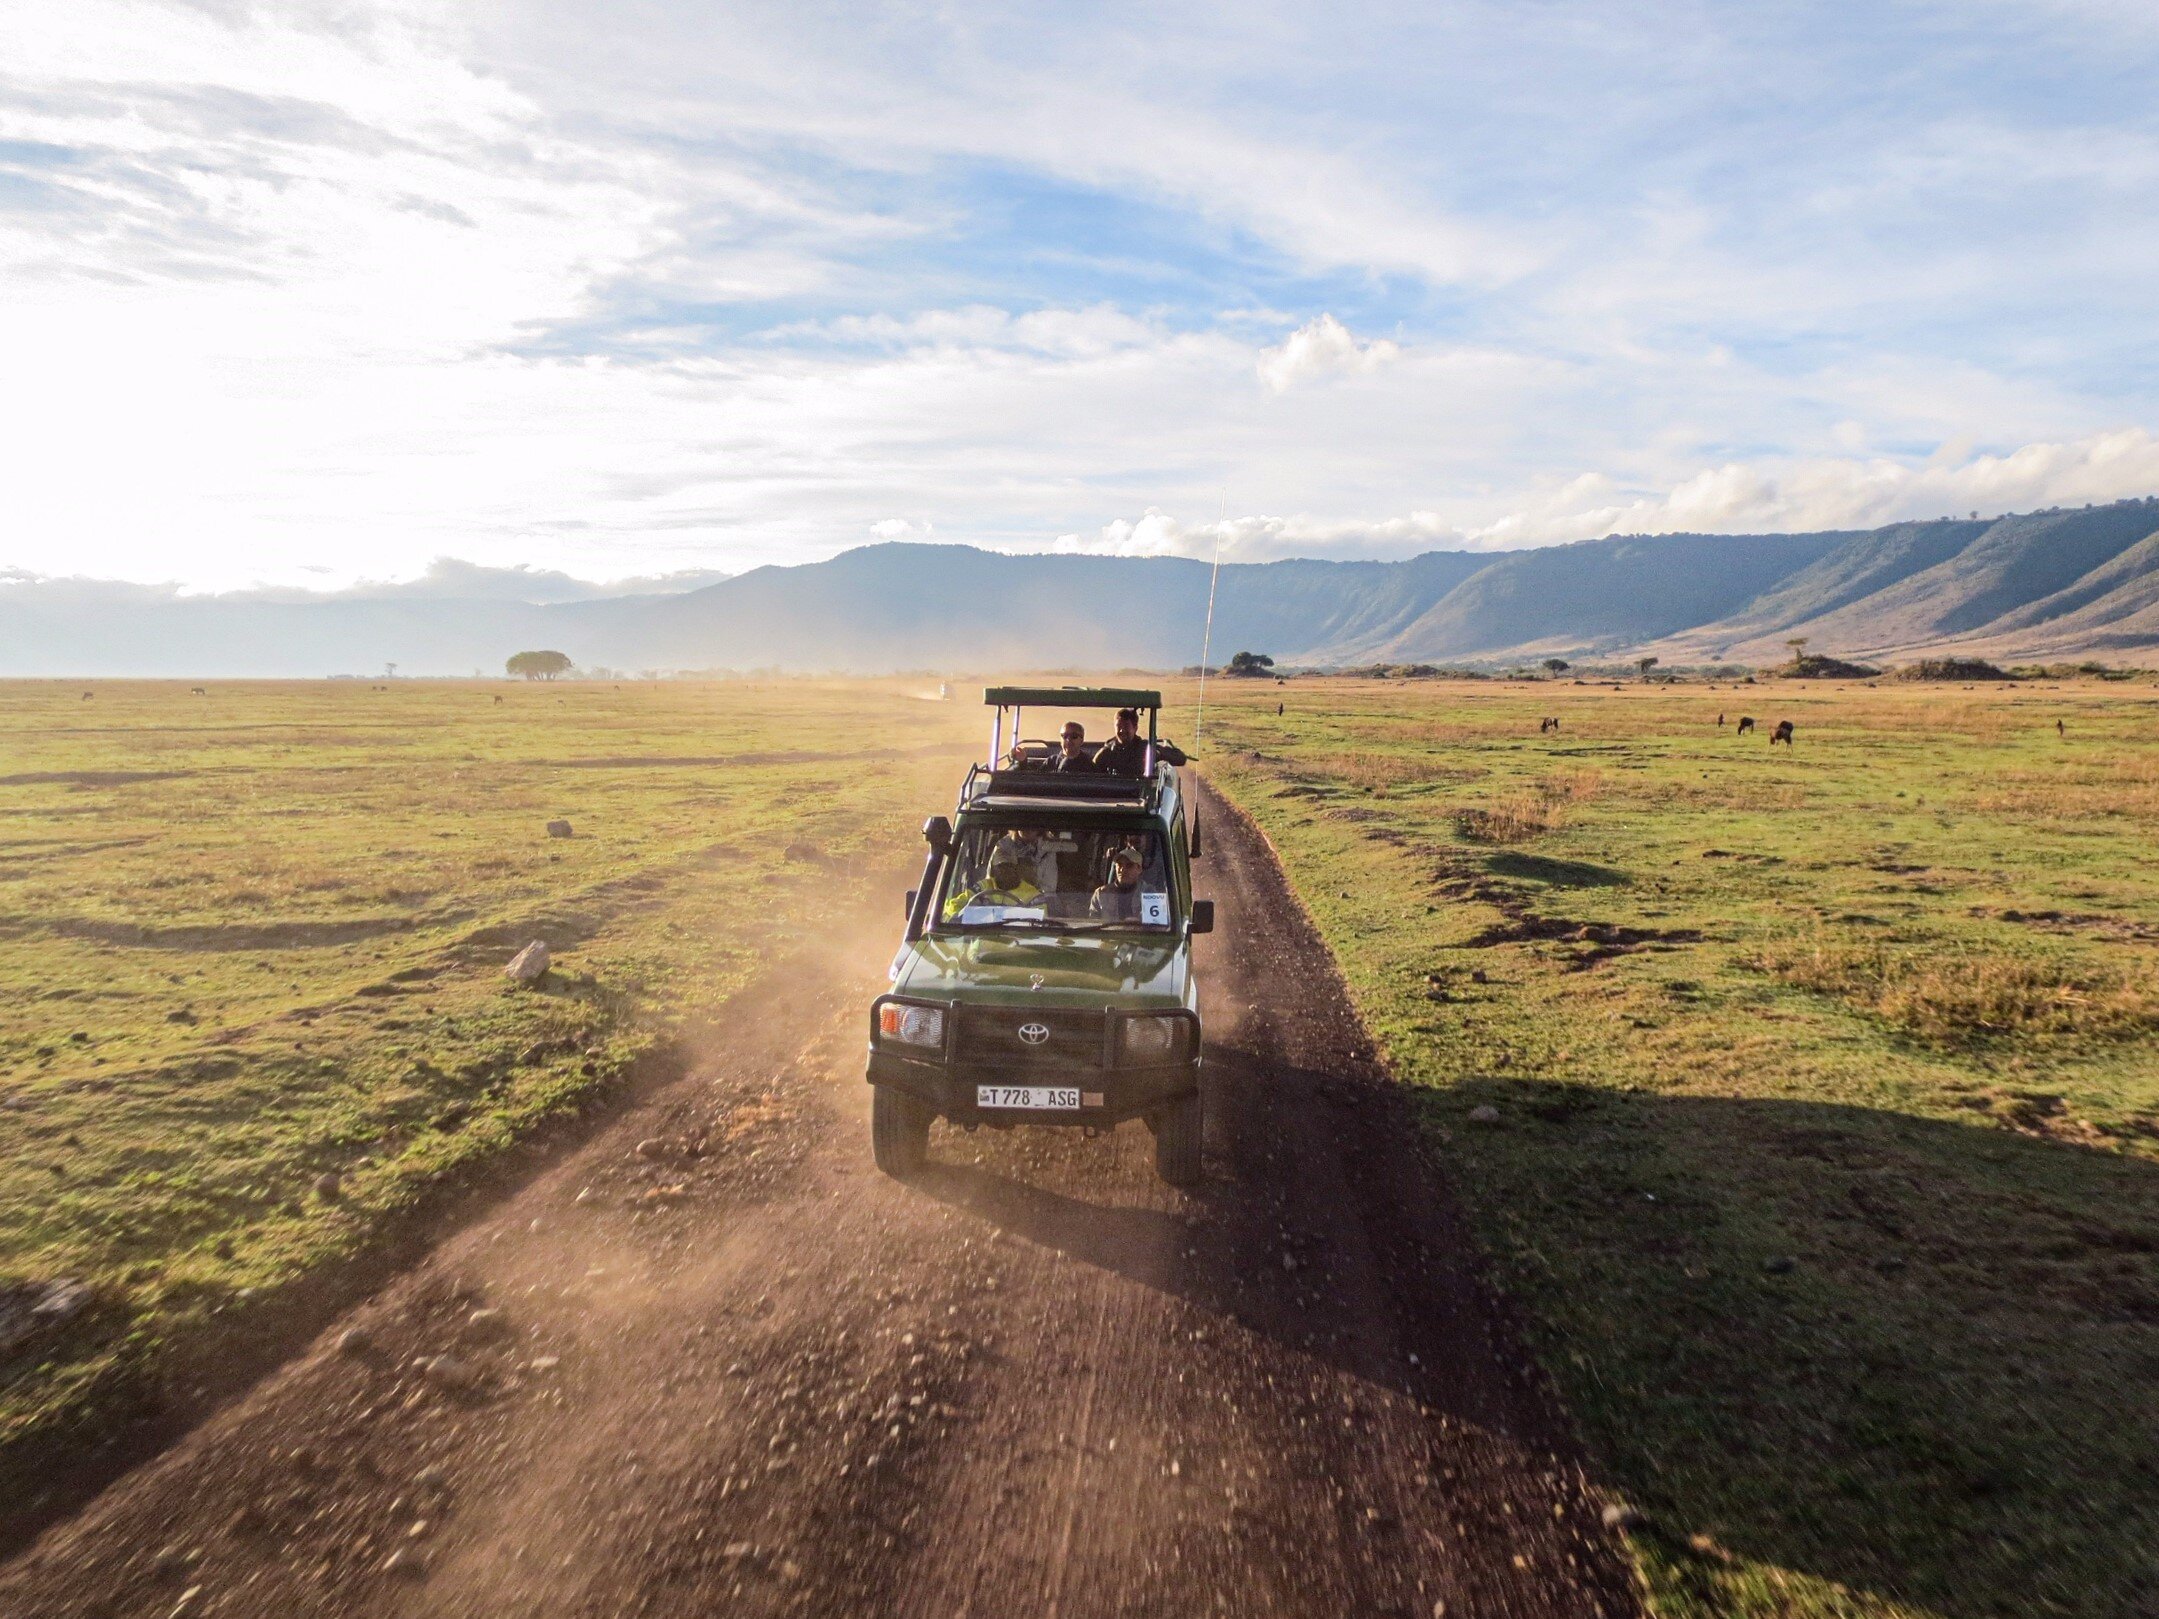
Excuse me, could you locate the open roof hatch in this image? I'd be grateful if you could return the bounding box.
[967,685,1170,811]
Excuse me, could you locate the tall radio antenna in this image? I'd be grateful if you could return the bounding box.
[1193,515,1225,754]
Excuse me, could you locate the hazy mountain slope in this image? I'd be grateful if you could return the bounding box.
[1648,519,1989,659]
[1376,531,1844,660]
[560,544,1494,671]
[1214,550,1494,663]
[1741,504,2159,660]
[0,590,564,678]
[1947,528,2159,639]
[564,546,1209,672]
[1896,529,2159,660]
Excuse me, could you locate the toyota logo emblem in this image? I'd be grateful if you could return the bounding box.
[1016,1022,1051,1046]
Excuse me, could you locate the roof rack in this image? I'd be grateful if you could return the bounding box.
[982,686,1161,709]
[959,764,1159,810]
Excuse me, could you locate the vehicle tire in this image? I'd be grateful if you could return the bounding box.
[871,1085,931,1178]
[1152,1093,1203,1187]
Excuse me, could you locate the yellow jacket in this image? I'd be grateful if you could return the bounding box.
[944,878,1043,919]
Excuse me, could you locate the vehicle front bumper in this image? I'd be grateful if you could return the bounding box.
[866,1049,1200,1125]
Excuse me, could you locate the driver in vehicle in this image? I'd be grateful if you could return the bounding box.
[944,847,1042,919]
[1092,707,1187,776]
[1089,845,1147,921]
[995,826,1061,892]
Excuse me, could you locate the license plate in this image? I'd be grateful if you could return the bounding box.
[976,1085,1081,1111]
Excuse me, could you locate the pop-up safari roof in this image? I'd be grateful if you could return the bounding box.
[982,686,1162,709]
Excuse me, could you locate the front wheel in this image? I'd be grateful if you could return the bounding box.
[1152,1094,1203,1187]
[871,1085,931,1177]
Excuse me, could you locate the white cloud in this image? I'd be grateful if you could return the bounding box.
[0,1,2154,595]
[1039,429,2159,564]
[1255,315,1402,393]
[1459,428,2159,545]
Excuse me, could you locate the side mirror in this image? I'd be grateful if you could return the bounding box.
[1189,900,1215,935]
[904,888,918,918]
[922,815,953,853]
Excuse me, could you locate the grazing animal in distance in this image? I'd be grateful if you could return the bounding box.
[1539,716,1559,733]
[1736,716,1755,735]
[1276,701,1283,716]
[1717,712,1725,726]
[1771,720,1795,746]
[2056,718,2065,737]
[80,691,92,701]
[493,694,505,705]
[190,686,206,697]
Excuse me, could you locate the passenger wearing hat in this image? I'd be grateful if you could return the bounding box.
[1089,845,1150,922]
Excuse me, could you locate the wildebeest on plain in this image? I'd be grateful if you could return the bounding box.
[1736,716,1755,735]
[1771,720,1795,746]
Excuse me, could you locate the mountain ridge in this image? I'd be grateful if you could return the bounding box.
[5,500,2158,675]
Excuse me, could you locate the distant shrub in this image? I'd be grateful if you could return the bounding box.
[1893,657,2014,682]
[1335,661,1481,680]
[2013,661,2146,681]
[1776,654,1880,679]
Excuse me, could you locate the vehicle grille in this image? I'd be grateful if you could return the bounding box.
[952,1006,1106,1071]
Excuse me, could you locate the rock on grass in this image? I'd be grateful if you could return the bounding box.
[504,941,550,983]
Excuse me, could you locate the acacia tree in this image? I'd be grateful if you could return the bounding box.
[506,650,573,681]
[1543,658,1570,677]
[1225,651,1275,677]
[1636,655,1660,679]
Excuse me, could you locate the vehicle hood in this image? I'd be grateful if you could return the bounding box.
[894,932,1189,1010]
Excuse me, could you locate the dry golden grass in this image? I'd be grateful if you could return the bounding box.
[1750,931,2159,1043]
[1457,768,1603,843]
[1968,754,2159,823]
[1334,751,1487,794]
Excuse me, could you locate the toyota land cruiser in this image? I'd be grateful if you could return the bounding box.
[866,687,1211,1186]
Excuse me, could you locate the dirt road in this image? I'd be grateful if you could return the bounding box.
[1,784,1640,1618]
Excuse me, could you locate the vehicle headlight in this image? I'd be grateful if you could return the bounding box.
[1120,1014,1183,1063]
[878,1003,945,1049]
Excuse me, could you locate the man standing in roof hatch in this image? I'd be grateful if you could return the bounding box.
[1092,707,1186,776]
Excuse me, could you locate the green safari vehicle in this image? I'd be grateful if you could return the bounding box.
[866,687,1213,1186]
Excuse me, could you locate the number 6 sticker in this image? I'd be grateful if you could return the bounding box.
[1141,891,1169,925]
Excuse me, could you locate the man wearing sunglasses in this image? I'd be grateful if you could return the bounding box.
[1054,721,1100,773]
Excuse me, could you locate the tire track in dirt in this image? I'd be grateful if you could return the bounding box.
[0,781,1639,1619]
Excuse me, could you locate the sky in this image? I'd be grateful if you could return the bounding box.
[3,0,2158,591]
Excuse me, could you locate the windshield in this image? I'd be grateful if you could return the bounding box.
[936,824,1174,931]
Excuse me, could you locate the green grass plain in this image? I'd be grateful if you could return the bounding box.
[5,672,2156,1618]
[0,678,978,1508]
[1195,673,2159,1619]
